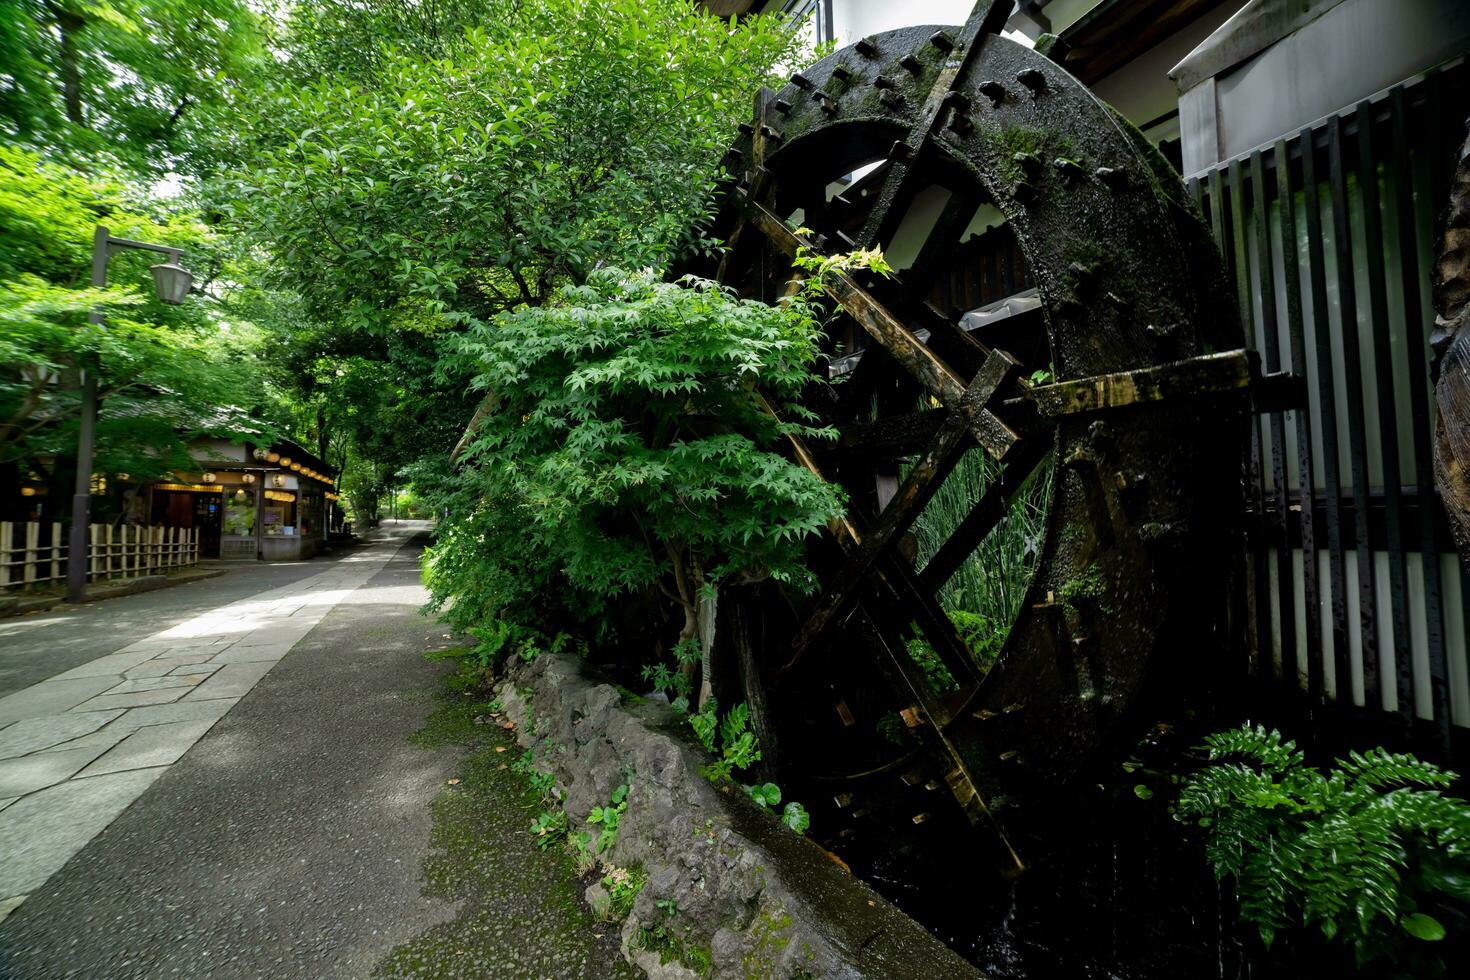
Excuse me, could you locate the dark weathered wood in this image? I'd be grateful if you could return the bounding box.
[713,89,779,290]
[1357,99,1415,722]
[879,550,985,689]
[1275,138,1324,700]
[836,409,948,454]
[1301,124,1354,701]
[1251,148,1297,685]
[870,275,988,380]
[788,350,1021,666]
[791,409,972,661]
[1026,349,1255,416]
[1390,86,1450,745]
[904,192,986,296]
[850,605,1020,865]
[854,0,1013,249]
[919,434,1052,592]
[1328,113,1382,707]
[746,200,1022,460]
[726,584,783,780]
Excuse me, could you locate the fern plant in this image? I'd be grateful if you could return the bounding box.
[689,699,809,834]
[1176,725,1470,967]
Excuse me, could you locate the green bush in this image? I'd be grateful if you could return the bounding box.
[1176,725,1470,969]
[426,268,845,680]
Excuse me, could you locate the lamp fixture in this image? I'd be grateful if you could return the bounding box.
[266,452,280,463]
[252,448,268,461]
[242,473,257,485]
[202,472,217,484]
[149,261,193,305]
[272,474,286,488]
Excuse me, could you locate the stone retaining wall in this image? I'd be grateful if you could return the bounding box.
[495,652,983,979]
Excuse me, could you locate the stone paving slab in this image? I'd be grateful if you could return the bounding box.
[103,674,199,696]
[0,532,409,917]
[70,685,193,713]
[182,662,276,702]
[168,663,220,677]
[0,676,121,727]
[122,655,213,679]
[101,695,241,735]
[35,727,130,756]
[0,742,114,797]
[46,650,161,681]
[207,644,295,664]
[0,767,166,897]
[77,720,218,778]
[0,711,124,760]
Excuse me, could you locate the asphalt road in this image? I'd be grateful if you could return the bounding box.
[0,528,465,978]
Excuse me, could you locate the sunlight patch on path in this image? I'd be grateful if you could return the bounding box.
[0,530,418,921]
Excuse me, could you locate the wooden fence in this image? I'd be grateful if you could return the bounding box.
[0,522,199,591]
[1186,59,1470,756]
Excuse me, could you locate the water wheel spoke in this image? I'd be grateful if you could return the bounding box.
[854,604,1023,866]
[835,408,947,456]
[786,349,1021,668]
[919,435,1054,592]
[746,199,1022,461]
[855,0,1014,248]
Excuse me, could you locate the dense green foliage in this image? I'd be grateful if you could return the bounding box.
[0,145,267,503]
[1176,725,1470,969]
[209,0,810,526]
[1,0,265,175]
[690,699,809,834]
[424,268,844,671]
[228,0,801,324]
[910,445,1053,632]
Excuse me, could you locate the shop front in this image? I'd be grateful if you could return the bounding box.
[141,439,338,562]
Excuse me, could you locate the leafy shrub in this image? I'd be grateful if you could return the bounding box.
[689,699,809,835]
[529,809,568,850]
[903,632,959,694]
[690,699,760,782]
[429,267,846,689]
[1176,725,1470,967]
[588,784,630,855]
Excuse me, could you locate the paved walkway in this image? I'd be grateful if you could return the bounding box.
[0,558,333,698]
[0,520,638,980]
[0,525,431,924]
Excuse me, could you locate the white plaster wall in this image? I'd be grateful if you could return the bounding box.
[825,0,1034,48]
[1091,1,1237,136]
[828,0,974,44]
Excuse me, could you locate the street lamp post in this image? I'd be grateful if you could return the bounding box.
[67,225,193,604]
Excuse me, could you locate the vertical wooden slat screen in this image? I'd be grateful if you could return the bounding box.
[0,523,201,592]
[1194,61,1470,755]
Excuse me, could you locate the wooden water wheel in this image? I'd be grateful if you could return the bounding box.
[684,0,1280,866]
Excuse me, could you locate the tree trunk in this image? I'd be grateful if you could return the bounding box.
[719,581,781,779]
[697,588,718,709]
[48,3,87,126]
